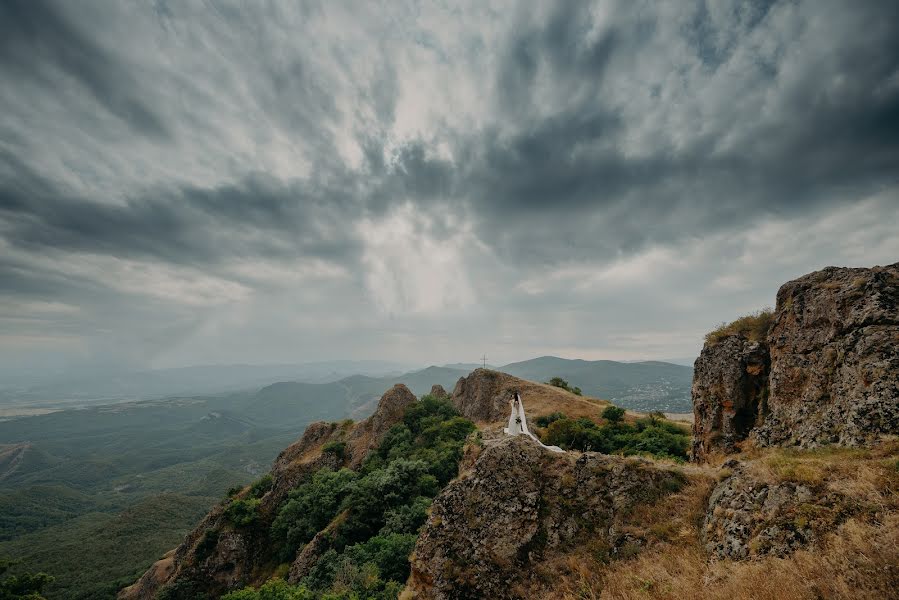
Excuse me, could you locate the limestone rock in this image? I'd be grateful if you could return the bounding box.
[405,436,685,599]
[753,263,899,447]
[691,336,770,460]
[429,384,449,399]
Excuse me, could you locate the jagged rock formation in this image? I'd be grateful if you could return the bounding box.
[119,384,417,600]
[404,435,686,600]
[691,337,769,459]
[429,384,449,399]
[692,263,899,459]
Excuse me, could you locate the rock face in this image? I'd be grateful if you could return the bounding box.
[703,461,852,560]
[754,263,899,448]
[119,385,416,600]
[450,369,526,422]
[429,384,449,399]
[692,263,899,459]
[690,336,770,459]
[405,436,686,600]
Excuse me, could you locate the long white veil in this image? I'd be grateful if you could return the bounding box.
[505,392,564,453]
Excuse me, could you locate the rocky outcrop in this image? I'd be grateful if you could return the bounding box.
[120,385,416,600]
[754,263,899,448]
[691,336,770,459]
[703,460,853,560]
[429,384,449,399]
[405,435,686,600]
[692,263,899,460]
[451,369,517,422]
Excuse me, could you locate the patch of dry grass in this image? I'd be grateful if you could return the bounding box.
[705,309,774,345]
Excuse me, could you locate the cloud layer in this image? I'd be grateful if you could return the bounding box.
[1,0,897,373]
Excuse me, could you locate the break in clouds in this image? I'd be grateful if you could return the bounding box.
[1,0,897,373]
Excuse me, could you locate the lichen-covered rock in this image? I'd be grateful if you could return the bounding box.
[691,336,770,460]
[703,461,852,560]
[692,262,899,460]
[429,384,449,399]
[753,263,899,448]
[405,436,686,599]
[120,385,415,600]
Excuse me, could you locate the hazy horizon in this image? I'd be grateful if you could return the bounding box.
[2,1,897,376]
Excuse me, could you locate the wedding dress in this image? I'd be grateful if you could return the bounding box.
[504,392,564,453]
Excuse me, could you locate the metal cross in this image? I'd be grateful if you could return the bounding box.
[481,354,488,368]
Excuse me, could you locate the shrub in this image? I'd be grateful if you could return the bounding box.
[705,309,774,345]
[322,441,347,460]
[224,498,261,527]
[222,578,313,600]
[535,412,567,428]
[249,474,273,498]
[539,413,689,459]
[602,405,626,423]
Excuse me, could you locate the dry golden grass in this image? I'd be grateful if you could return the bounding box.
[539,442,899,600]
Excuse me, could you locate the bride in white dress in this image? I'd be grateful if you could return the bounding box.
[504,391,564,452]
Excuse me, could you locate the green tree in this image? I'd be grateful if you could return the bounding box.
[271,468,358,558]
[601,405,625,423]
[222,578,313,600]
[0,559,53,600]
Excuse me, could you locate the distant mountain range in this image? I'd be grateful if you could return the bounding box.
[0,356,693,413]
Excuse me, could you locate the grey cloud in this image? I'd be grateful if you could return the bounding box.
[0,0,169,138]
[1,0,897,370]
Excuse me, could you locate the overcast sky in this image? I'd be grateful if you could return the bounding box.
[1,0,897,374]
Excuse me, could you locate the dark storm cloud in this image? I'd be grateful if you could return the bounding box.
[0,0,168,138]
[458,0,899,262]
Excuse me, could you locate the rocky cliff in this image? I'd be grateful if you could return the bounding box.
[692,262,899,459]
[119,384,417,600]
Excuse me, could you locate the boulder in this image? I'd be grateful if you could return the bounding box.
[429,384,449,399]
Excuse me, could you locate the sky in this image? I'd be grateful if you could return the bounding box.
[1,0,897,375]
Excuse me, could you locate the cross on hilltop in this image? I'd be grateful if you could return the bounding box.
[481,354,488,368]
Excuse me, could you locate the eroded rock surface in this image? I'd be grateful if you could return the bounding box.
[429,384,449,399]
[703,461,852,560]
[691,336,770,460]
[692,263,899,460]
[754,263,899,447]
[405,435,686,600]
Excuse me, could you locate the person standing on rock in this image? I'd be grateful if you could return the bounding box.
[505,391,523,435]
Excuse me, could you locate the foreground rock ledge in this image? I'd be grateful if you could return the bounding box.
[404,435,686,600]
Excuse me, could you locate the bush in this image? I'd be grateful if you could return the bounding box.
[535,412,567,428]
[222,578,313,600]
[223,498,261,527]
[602,406,625,423]
[538,412,689,459]
[322,441,347,460]
[546,377,582,395]
[705,309,774,345]
[249,474,273,498]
